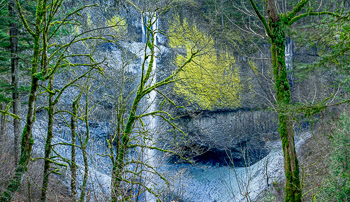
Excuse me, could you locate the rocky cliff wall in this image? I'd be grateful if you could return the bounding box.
[27,1,339,200]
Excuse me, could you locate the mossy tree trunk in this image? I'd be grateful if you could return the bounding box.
[1,0,100,200]
[40,77,53,202]
[79,77,92,202]
[9,0,20,166]
[39,70,94,202]
[0,0,42,200]
[79,132,89,201]
[111,95,139,202]
[0,72,39,202]
[248,0,341,201]
[266,1,301,201]
[110,13,197,201]
[110,89,126,200]
[70,94,81,200]
[39,67,94,202]
[0,103,7,142]
[110,14,159,199]
[80,139,89,202]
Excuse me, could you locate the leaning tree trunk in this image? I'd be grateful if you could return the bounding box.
[111,95,140,202]
[266,0,301,201]
[110,106,123,200]
[9,0,20,166]
[0,76,39,201]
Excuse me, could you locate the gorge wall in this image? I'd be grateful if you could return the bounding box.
[25,1,336,201]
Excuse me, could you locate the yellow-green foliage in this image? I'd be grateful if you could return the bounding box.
[169,16,242,110]
[87,13,92,27]
[107,15,127,36]
[248,59,258,76]
[74,25,80,35]
[247,60,257,98]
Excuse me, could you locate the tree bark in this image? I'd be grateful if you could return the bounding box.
[80,147,89,202]
[109,15,197,201]
[9,0,20,166]
[70,94,80,200]
[0,104,7,143]
[0,0,42,199]
[0,76,39,202]
[266,0,301,201]
[111,95,139,202]
[80,89,90,202]
[41,77,54,202]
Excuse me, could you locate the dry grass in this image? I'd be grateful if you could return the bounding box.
[299,129,332,200]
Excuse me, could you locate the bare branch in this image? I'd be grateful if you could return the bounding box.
[248,0,273,38]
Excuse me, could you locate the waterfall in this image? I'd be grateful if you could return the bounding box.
[285,37,294,90]
[141,12,158,202]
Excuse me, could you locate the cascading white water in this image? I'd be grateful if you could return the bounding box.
[141,12,159,202]
[285,37,294,89]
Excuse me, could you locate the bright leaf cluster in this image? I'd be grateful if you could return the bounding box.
[169,16,242,110]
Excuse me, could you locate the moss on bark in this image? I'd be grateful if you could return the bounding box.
[269,11,301,202]
[40,77,53,202]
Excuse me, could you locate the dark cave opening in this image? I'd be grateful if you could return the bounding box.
[169,147,269,167]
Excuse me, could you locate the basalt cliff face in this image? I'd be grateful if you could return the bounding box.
[29,1,335,201]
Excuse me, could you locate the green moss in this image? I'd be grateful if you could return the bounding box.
[269,16,301,202]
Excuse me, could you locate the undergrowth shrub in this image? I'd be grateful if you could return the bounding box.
[318,112,350,201]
